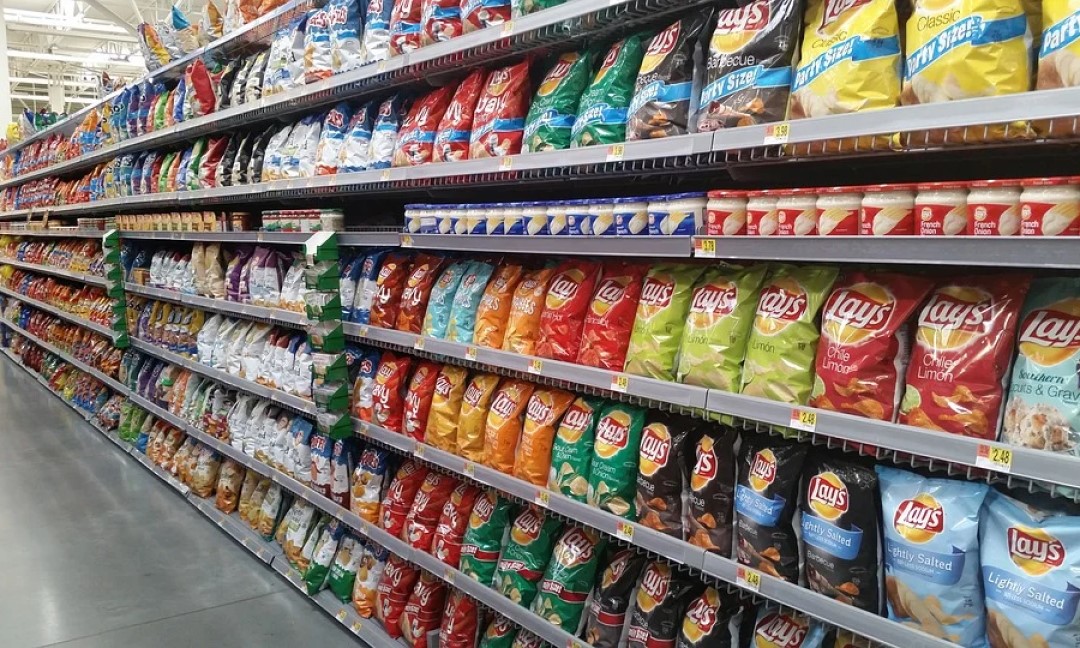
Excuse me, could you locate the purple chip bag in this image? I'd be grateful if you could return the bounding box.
[240,246,271,304]
[226,246,254,302]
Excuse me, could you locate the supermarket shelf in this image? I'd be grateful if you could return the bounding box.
[4,318,127,393]
[128,443,193,496]
[128,337,318,417]
[0,228,108,238]
[0,285,124,340]
[125,283,309,328]
[117,229,401,247]
[189,496,282,564]
[693,235,1080,269]
[1,258,109,287]
[401,234,693,257]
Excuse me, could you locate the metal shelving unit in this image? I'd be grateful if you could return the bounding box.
[0,228,109,238]
[0,284,123,340]
[117,230,401,248]
[3,318,126,393]
[0,258,109,287]
[402,234,693,257]
[126,283,309,328]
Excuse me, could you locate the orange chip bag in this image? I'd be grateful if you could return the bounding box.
[578,263,648,371]
[475,263,525,348]
[513,388,575,486]
[536,260,602,362]
[403,360,442,442]
[424,364,469,453]
[502,266,556,355]
[397,253,448,333]
[484,379,536,473]
[458,373,501,461]
[371,253,413,329]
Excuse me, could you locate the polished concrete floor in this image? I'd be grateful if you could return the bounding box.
[0,358,359,647]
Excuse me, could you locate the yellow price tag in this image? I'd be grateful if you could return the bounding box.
[976,444,1013,473]
[350,621,363,634]
[606,144,625,162]
[358,324,370,337]
[764,122,790,145]
[377,60,387,73]
[527,359,543,375]
[380,169,391,182]
[357,421,370,436]
[401,234,414,247]
[444,568,456,584]
[335,609,347,622]
[696,238,717,258]
[499,157,513,171]
[465,346,477,361]
[415,443,426,458]
[500,20,514,36]
[615,521,634,542]
[737,566,762,591]
[464,462,475,477]
[609,374,630,393]
[535,490,551,508]
[414,336,425,351]
[789,408,817,432]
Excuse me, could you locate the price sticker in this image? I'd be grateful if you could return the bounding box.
[610,373,630,393]
[335,609,348,622]
[464,462,475,477]
[736,565,762,592]
[357,324,370,337]
[696,238,717,258]
[414,336,426,351]
[401,234,414,247]
[357,421,370,436]
[789,408,817,432]
[615,521,634,542]
[380,169,391,182]
[764,122,791,145]
[444,568,456,585]
[567,641,587,648]
[535,490,550,508]
[465,346,478,361]
[350,621,363,635]
[377,60,387,73]
[976,444,1013,473]
[499,157,513,172]
[527,359,543,375]
[500,20,514,36]
[606,144,625,162]
[415,443,426,458]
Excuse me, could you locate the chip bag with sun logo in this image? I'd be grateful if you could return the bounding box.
[686,425,737,555]
[748,607,828,648]
[810,272,934,421]
[529,526,607,632]
[524,51,594,152]
[624,264,706,381]
[587,402,647,519]
[577,263,648,371]
[635,412,696,538]
[734,436,807,582]
[627,562,704,648]
[493,506,562,607]
[799,453,880,612]
[981,489,1080,648]
[877,466,989,646]
[676,586,741,647]
[536,259,602,362]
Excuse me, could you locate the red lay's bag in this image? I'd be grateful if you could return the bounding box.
[376,555,419,638]
[577,263,648,371]
[431,481,482,566]
[372,352,413,433]
[403,360,442,441]
[810,272,934,422]
[420,0,461,45]
[380,460,430,537]
[400,572,447,648]
[439,590,479,648]
[503,266,556,356]
[389,0,423,56]
[469,60,531,159]
[404,471,458,551]
[397,253,448,333]
[434,69,487,163]
[393,86,454,167]
[370,253,413,329]
[536,260,602,362]
[900,274,1031,439]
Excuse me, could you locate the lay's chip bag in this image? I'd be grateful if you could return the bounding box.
[572,34,646,147]
[513,388,575,486]
[421,260,470,339]
[425,364,468,453]
[447,260,495,343]
[458,372,501,461]
[460,490,516,586]
[536,259,601,362]
[524,51,594,152]
[748,607,828,648]
[789,0,902,121]
[494,506,561,606]
[577,263,648,371]
[483,379,536,474]
[474,263,525,348]
[877,465,989,646]
[677,264,768,391]
[548,395,604,501]
[587,402,646,519]
[676,586,740,648]
[1037,0,1080,136]
[981,490,1080,648]
[530,526,606,631]
[740,264,838,404]
[623,264,706,381]
[502,266,555,356]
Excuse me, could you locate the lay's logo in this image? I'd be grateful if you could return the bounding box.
[639,424,671,469]
[595,414,629,448]
[328,109,346,129]
[594,280,626,306]
[807,472,848,521]
[918,290,993,333]
[376,362,396,381]
[893,495,944,544]
[516,510,543,537]
[490,391,518,418]
[755,612,807,648]
[1019,306,1080,349]
[360,449,382,470]
[640,563,670,606]
[328,4,349,24]
[463,381,485,406]
[748,449,777,492]
[472,494,495,524]
[691,284,737,315]
[547,271,584,308]
[685,595,719,635]
[378,100,394,117]
[526,396,553,423]
[487,68,513,96]
[640,22,681,75]
[360,358,374,374]
[558,528,596,565]
[640,277,675,308]
[1008,526,1065,576]
[594,42,623,83]
[757,286,807,322]
[824,288,893,332]
[715,0,769,33]
[434,373,453,396]
[538,56,575,96]
[820,0,870,30]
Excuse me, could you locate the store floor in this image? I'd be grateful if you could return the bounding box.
[0,359,357,648]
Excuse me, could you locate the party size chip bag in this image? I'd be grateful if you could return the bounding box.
[624,264,706,381]
[360,0,395,63]
[588,402,646,519]
[460,490,516,585]
[741,264,839,404]
[572,35,646,147]
[734,436,807,582]
[524,51,594,152]
[494,507,561,606]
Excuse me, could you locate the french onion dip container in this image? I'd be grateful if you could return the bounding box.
[915,182,967,236]
[746,191,779,236]
[1020,176,1080,236]
[775,188,818,236]
[967,179,1022,236]
[705,190,747,236]
[816,186,861,235]
[861,184,915,236]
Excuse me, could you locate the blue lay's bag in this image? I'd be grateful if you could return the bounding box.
[422,260,470,338]
[338,102,376,173]
[339,254,366,320]
[314,102,354,176]
[981,490,1080,648]
[352,249,390,323]
[877,466,989,647]
[447,261,496,343]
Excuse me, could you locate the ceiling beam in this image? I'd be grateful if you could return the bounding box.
[80,0,139,36]
[5,23,139,42]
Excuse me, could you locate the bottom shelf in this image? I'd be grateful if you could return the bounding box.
[0,349,402,648]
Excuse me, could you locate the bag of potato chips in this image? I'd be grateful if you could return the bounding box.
[1037,0,1080,135]
[425,364,469,453]
[740,264,838,404]
[624,264,706,381]
[502,266,556,355]
[583,548,648,647]
[530,526,607,632]
[513,387,575,486]
[686,426,737,555]
[636,413,695,538]
[494,507,562,606]
[577,263,648,371]
[458,373,501,461]
[484,379,536,474]
[537,259,602,362]
[474,263,526,348]
[588,402,646,519]
[460,490,516,585]
[677,264,768,391]
[548,396,605,501]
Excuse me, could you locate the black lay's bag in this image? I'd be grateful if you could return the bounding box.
[583,548,648,648]
[734,436,807,582]
[697,0,801,131]
[636,412,695,538]
[627,12,712,141]
[800,453,880,613]
[686,425,737,556]
[628,562,704,648]
[676,586,742,648]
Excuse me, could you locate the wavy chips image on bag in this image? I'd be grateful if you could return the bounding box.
[530,526,606,631]
[494,507,561,606]
[475,263,525,348]
[572,34,646,147]
[588,402,646,519]
[470,61,531,158]
[403,471,458,551]
[513,387,575,486]
[741,264,839,404]
[389,0,422,55]
[877,466,989,646]
[484,379,536,473]
[402,360,441,441]
[425,364,469,453]
[548,395,603,501]
[536,259,601,361]
[370,252,412,328]
[400,571,447,648]
[810,272,934,422]
[584,548,648,647]
[800,453,880,612]
[734,436,807,582]
[371,351,413,433]
[460,490,516,585]
[624,264,706,381]
[698,0,801,131]
[480,615,519,648]
[351,445,391,522]
[981,490,1080,648]
[458,372,501,460]
[1004,277,1080,455]
[447,260,496,342]
[434,69,487,162]
[636,413,694,538]
[686,425,737,555]
[627,13,711,141]
[393,85,455,167]
[900,274,1031,439]
[524,51,594,152]
[677,264,768,391]
[577,263,647,371]
[502,266,555,355]
[380,460,430,537]
[628,562,704,648]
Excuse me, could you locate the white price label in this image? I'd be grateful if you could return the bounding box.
[609,374,630,393]
[606,144,625,162]
[465,346,477,361]
[414,337,425,351]
[535,490,550,508]
[615,521,634,542]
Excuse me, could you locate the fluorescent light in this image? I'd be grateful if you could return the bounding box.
[6,50,145,68]
[10,94,100,105]
[3,9,129,34]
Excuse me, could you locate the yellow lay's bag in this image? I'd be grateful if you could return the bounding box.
[1035,0,1080,134]
[790,0,902,121]
[425,365,468,453]
[457,373,501,461]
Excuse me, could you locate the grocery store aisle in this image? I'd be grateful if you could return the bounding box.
[0,359,355,648]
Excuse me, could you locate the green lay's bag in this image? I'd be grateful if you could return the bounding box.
[571,34,646,147]
[494,507,562,607]
[479,615,518,648]
[326,534,364,601]
[677,264,768,391]
[623,264,706,381]
[530,526,606,632]
[741,264,838,404]
[513,0,565,17]
[548,395,605,502]
[587,402,646,519]
[524,51,593,152]
[460,491,516,586]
